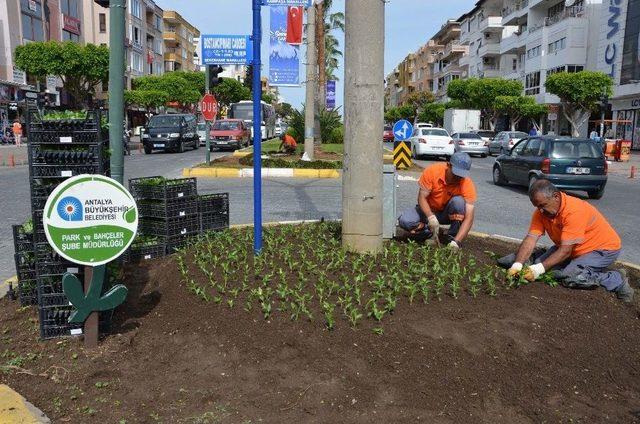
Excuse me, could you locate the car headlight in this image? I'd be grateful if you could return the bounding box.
[169,133,180,138]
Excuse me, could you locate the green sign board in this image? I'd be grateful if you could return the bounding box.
[43,175,138,266]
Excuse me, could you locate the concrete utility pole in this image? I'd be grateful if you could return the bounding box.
[108,0,126,185]
[304,3,316,160]
[342,0,384,253]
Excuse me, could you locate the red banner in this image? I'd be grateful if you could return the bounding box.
[63,15,81,36]
[286,6,303,45]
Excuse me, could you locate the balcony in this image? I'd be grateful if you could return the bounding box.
[443,42,467,59]
[502,0,529,26]
[459,54,471,67]
[544,6,586,28]
[479,16,503,33]
[478,43,501,57]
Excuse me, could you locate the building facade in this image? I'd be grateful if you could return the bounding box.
[163,10,200,73]
[431,20,468,102]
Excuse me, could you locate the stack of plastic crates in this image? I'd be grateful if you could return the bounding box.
[129,176,199,255]
[24,108,113,339]
[198,193,229,233]
[12,223,36,306]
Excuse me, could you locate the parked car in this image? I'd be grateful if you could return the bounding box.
[488,131,528,156]
[383,125,395,142]
[197,122,207,145]
[471,130,496,142]
[451,132,489,157]
[492,136,608,199]
[409,127,454,160]
[210,119,251,151]
[142,114,199,154]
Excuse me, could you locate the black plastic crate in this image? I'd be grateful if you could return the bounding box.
[165,234,199,253]
[34,242,64,263]
[30,163,109,178]
[17,279,37,306]
[17,268,36,282]
[28,130,106,145]
[129,176,197,201]
[140,215,200,238]
[35,261,81,277]
[15,252,36,273]
[13,224,34,253]
[30,179,59,198]
[39,313,112,340]
[200,212,229,233]
[29,142,108,166]
[28,109,105,133]
[137,197,199,219]
[123,241,166,263]
[198,193,229,214]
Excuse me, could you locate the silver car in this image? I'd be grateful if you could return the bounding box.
[197,122,207,146]
[451,132,489,157]
[488,131,528,156]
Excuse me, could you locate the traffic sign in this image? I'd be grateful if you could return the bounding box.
[201,94,218,121]
[393,141,412,169]
[393,120,413,141]
[43,175,138,266]
[201,35,253,65]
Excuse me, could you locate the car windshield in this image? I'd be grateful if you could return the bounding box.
[552,141,602,159]
[213,121,241,131]
[148,115,182,127]
[421,129,448,137]
[460,133,482,139]
[476,131,494,138]
[510,132,527,139]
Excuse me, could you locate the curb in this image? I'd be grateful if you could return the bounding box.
[233,150,252,157]
[383,154,393,161]
[0,384,50,423]
[183,167,341,179]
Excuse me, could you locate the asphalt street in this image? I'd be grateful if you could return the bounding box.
[1,144,639,282]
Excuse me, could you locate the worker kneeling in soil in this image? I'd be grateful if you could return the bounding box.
[397,152,476,248]
[279,133,297,154]
[498,179,634,302]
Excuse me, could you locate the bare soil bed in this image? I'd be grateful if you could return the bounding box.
[1,224,640,423]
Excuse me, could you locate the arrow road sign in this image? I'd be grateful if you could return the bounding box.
[393,119,413,141]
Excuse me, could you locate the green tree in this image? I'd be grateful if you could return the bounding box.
[275,102,294,120]
[406,91,435,113]
[14,41,109,108]
[495,95,548,131]
[172,70,205,95]
[417,103,446,126]
[384,105,415,123]
[262,92,276,105]
[447,78,523,130]
[212,78,250,109]
[545,71,613,137]
[124,89,169,114]
[132,73,200,110]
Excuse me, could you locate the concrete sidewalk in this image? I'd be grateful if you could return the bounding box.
[0,144,28,167]
[607,152,640,179]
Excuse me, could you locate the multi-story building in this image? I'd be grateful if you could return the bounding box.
[396,53,416,105]
[413,40,444,95]
[163,10,200,73]
[384,68,400,108]
[431,20,468,102]
[220,65,247,83]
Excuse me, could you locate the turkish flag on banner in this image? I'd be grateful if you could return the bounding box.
[286,6,303,45]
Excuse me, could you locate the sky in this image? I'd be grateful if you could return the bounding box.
[154,0,473,109]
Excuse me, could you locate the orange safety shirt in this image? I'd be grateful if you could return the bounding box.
[418,162,477,213]
[12,122,22,135]
[528,192,621,258]
[283,134,297,148]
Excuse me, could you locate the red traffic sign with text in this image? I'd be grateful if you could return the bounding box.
[201,94,218,121]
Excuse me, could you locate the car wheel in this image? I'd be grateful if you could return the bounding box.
[177,141,184,153]
[588,187,605,199]
[193,139,199,150]
[480,153,487,158]
[493,166,507,186]
[144,145,152,154]
[500,147,506,155]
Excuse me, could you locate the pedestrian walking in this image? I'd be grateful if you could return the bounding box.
[498,179,634,302]
[12,119,22,146]
[529,126,537,136]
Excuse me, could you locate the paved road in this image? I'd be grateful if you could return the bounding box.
[2,145,639,281]
[0,147,228,282]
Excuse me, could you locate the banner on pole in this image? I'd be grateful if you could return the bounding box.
[286,6,303,45]
[326,80,336,110]
[201,35,252,65]
[269,6,300,86]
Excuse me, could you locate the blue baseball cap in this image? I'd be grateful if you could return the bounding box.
[450,152,472,178]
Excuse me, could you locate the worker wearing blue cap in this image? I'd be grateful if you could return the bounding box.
[398,152,477,248]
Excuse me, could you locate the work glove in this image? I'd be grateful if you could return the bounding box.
[447,240,459,249]
[523,263,546,282]
[507,262,523,278]
[427,214,440,237]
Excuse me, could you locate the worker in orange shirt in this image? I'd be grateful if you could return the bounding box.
[398,152,476,248]
[278,133,297,154]
[12,119,22,147]
[498,179,634,302]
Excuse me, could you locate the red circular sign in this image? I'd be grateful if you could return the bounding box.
[200,94,218,121]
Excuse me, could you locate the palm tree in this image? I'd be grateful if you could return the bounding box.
[316,0,344,108]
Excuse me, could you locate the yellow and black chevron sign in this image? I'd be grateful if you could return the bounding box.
[393,141,412,169]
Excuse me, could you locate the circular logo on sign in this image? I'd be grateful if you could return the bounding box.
[43,175,138,266]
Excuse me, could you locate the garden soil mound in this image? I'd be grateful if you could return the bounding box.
[2,238,640,423]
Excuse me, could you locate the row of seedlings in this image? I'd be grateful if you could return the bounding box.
[26,108,114,339]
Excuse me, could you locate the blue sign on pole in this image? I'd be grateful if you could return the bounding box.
[201,35,252,65]
[326,80,336,110]
[263,0,311,6]
[269,6,300,86]
[393,120,413,141]
[252,0,263,255]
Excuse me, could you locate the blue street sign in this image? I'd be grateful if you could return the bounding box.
[326,80,336,110]
[262,0,311,6]
[201,35,252,65]
[393,120,413,141]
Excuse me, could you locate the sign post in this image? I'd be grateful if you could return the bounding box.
[252,0,263,255]
[43,175,138,347]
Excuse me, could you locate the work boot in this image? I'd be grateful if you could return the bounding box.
[615,269,634,303]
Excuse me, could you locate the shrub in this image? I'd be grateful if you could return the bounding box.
[328,125,344,144]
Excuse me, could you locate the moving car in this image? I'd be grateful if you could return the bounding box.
[383,125,394,142]
[197,122,207,146]
[451,132,489,157]
[210,119,251,151]
[142,114,199,154]
[471,130,496,143]
[489,131,527,156]
[492,136,608,199]
[409,127,454,160]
